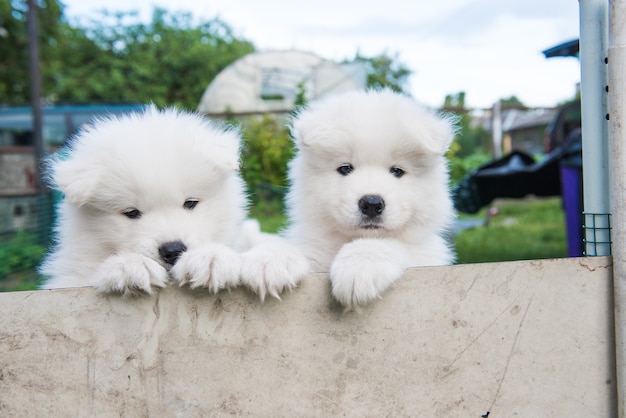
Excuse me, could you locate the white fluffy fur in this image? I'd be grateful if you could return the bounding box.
[40,106,306,298]
[284,89,457,309]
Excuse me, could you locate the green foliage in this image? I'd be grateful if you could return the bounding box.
[0,0,66,104]
[455,122,490,158]
[239,114,294,233]
[454,197,567,264]
[1,2,255,108]
[293,81,308,108]
[343,51,412,93]
[0,230,46,291]
[448,151,492,186]
[61,8,254,108]
[248,197,287,233]
[500,95,525,107]
[443,91,491,160]
[0,230,45,275]
[239,114,294,199]
[443,91,466,109]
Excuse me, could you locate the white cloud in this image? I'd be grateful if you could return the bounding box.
[62,0,582,108]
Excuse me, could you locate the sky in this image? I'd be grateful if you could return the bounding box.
[60,0,582,110]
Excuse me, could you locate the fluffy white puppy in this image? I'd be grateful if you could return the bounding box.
[40,106,257,296]
[285,89,457,309]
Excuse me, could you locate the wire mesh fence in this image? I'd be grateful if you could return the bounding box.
[0,193,55,291]
[583,212,612,256]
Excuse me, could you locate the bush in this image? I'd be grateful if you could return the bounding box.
[239,115,294,201]
[0,230,46,291]
[447,151,492,186]
[234,114,294,232]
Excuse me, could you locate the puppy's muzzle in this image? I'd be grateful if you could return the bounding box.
[159,240,187,266]
[359,194,385,218]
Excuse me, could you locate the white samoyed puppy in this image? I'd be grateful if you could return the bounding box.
[285,89,457,309]
[40,106,305,298]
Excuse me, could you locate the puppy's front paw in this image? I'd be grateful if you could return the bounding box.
[240,243,310,301]
[329,239,408,309]
[170,244,242,293]
[92,253,169,296]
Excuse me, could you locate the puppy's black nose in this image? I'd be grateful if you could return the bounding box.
[359,195,385,218]
[159,241,187,265]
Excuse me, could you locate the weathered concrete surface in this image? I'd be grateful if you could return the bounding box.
[0,257,616,417]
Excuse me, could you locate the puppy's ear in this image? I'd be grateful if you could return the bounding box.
[203,128,242,172]
[51,157,101,206]
[289,111,323,149]
[414,112,459,156]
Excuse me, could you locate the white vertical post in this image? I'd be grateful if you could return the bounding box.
[492,100,502,159]
[609,0,626,415]
[579,0,611,256]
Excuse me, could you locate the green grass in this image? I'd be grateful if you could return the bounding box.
[454,197,567,264]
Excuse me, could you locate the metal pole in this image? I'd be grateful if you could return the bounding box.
[609,0,626,415]
[492,100,502,159]
[27,0,43,192]
[579,0,611,256]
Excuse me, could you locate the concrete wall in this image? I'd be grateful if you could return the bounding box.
[0,256,616,417]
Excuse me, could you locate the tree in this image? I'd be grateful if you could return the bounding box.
[343,51,412,94]
[442,91,490,159]
[500,95,525,108]
[443,91,467,113]
[52,8,255,108]
[0,1,255,108]
[0,0,66,105]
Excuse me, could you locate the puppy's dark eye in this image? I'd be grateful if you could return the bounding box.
[183,199,199,210]
[122,208,142,219]
[337,164,354,176]
[390,167,405,178]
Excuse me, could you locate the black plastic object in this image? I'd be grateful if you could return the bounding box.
[452,150,564,214]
